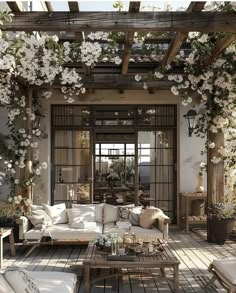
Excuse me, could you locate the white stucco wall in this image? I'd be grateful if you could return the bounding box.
[0,89,207,204]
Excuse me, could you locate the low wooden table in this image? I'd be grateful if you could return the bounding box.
[82,241,180,293]
[0,227,16,268]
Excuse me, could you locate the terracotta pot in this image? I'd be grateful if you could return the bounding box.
[208,217,235,245]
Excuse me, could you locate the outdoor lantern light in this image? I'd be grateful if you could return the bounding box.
[183,109,197,137]
[33,110,45,129]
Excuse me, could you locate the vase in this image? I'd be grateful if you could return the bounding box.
[196,172,204,193]
[208,217,235,245]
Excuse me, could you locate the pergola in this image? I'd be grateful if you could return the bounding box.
[2,1,236,241]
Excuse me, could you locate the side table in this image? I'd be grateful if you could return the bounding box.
[0,227,16,268]
[178,192,207,234]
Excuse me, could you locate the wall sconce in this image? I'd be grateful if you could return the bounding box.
[33,110,45,129]
[183,109,197,137]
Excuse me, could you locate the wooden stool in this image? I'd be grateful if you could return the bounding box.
[208,258,236,292]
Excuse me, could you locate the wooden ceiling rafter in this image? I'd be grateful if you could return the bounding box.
[3,12,236,32]
[161,1,206,67]
[68,1,90,76]
[204,34,236,66]
[121,1,140,75]
[45,2,53,12]
[6,2,21,12]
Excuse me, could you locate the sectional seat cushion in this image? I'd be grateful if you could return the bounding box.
[0,274,14,293]
[72,203,104,223]
[25,223,103,242]
[212,258,236,285]
[103,223,127,238]
[103,204,118,224]
[28,271,78,293]
[130,225,163,241]
[43,203,68,224]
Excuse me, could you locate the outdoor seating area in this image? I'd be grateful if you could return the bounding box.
[0,0,236,292]
[0,226,235,292]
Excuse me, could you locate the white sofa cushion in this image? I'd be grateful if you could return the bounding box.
[4,268,40,293]
[0,274,14,293]
[103,204,118,224]
[72,203,103,223]
[43,203,68,224]
[25,223,103,242]
[212,258,236,285]
[28,271,77,293]
[67,206,95,224]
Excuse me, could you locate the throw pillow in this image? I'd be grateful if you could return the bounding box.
[29,210,52,230]
[4,267,40,293]
[72,203,104,223]
[139,207,162,229]
[43,203,68,224]
[118,204,135,221]
[67,206,95,225]
[128,206,143,226]
[0,274,15,293]
[103,204,118,224]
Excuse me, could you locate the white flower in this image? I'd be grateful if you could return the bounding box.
[15,179,19,184]
[154,72,164,79]
[198,34,208,43]
[35,169,41,175]
[135,74,142,82]
[114,56,122,65]
[200,162,206,168]
[143,82,148,90]
[171,86,179,96]
[211,156,221,164]
[208,142,215,149]
[42,162,48,169]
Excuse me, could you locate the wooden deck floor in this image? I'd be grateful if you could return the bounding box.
[2,226,236,292]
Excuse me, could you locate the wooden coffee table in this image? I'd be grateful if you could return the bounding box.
[82,241,180,292]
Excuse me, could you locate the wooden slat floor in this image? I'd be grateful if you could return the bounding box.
[2,226,235,292]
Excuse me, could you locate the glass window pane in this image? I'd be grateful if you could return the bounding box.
[55,166,90,183]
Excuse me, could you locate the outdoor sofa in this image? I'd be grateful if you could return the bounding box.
[16,203,171,246]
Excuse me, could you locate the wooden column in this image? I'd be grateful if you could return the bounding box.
[25,86,33,200]
[207,129,224,241]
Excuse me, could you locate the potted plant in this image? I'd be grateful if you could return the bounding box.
[208,203,235,245]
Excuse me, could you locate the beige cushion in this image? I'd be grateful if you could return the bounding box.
[0,274,14,293]
[43,203,68,224]
[139,207,162,229]
[67,207,95,224]
[72,203,104,223]
[103,204,118,224]
[4,267,40,293]
[28,271,77,293]
[212,258,236,285]
[29,210,52,229]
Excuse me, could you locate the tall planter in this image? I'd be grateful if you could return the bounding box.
[208,217,235,245]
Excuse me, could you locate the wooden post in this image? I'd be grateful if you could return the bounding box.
[25,86,33,200]
[207,129,224,241]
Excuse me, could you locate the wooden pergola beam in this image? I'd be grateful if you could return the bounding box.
[7,2,21,12]
[205,34,236,66]
[121,2,140,75]
[3,12,236,32]
[67,1,90,76]
[45,2,53,12]
[161,1,206,67]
